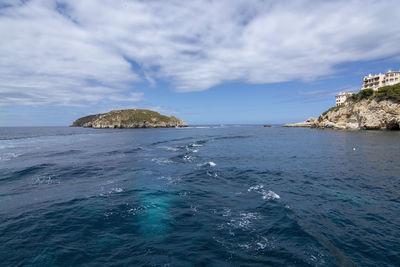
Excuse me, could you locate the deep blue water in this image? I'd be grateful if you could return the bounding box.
[0,126,399,266]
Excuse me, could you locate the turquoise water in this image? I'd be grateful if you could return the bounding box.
[0,126,399,266]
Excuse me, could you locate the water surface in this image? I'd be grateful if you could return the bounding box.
[0,126,399,266]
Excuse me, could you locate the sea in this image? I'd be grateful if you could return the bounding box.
[0,125,399,266]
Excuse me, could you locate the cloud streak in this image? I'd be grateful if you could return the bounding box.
[1,0,400,105]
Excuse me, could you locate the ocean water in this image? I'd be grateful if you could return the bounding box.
[0,126,399,266]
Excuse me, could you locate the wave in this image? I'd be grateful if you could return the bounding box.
[0,163,55,183]
[0,130,102,142]
[44,150,82,158]
[97,147,144,157]
[124,147,144,154]
[173,142,204,154]
[213,135,251,141]
[150,136,194,146]
[0,152,20,162]
[15,163,54,178]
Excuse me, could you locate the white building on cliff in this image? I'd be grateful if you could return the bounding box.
[362,69,400,90]
[335,92,353,106]
[335,69,400,106]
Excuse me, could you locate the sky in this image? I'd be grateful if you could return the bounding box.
[1,0,400,126]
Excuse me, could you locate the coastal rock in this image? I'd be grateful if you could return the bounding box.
[283,117,317,128]
[314,99,400,130]
[72,109,188,128]
[287,99,400,130]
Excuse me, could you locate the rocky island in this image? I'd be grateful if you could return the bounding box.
[284,84,400,130]
[71,109,187,128]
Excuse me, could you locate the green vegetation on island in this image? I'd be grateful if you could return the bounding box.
[322,104,345,116]
[375,83,400,100]
[349,88,374,102]
[72,109,187,128]
[349,84,400,102]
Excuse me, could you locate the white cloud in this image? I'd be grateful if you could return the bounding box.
[1,0,400,105]
[108,92,144,102]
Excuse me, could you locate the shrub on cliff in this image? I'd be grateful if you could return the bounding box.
[322,104,344,116]
[376,83,400,101]
[350,88,374,102]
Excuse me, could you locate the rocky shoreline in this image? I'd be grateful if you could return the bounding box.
[284,99,400,130]
[71,109,187,129]
[283,118,317,128]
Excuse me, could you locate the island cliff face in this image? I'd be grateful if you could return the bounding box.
[72,109,188,128]
[284,99,400,130]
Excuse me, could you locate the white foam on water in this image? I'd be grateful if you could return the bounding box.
[222,208,231,217]
[111,187,123,193]
[100,179,115,186]
[228,212,261,229]
[164,146,178,152]
[190,205,198,213]
[127,206,143,215]
[248,184,280,200]
[0,152,20,162]
[183,155,194,162]
[197,161,217,168]
[248,184,264,192]
[191,143,203,147]
[238,243,251,249]
[178,191,189,197]
[157,175,182,185]
[157,175,173,181]
[238,236,276,251]
[104,211,113,217]
[206,171,218,177]
[208,161,216,167]
[184,143,202,152]
[255,236,275,250]
[0,141,17,150]
[256,242,267,250]
[262,190,280,200]
[151,157,173,165]
[31,175,60,185]
[311,255,317,261]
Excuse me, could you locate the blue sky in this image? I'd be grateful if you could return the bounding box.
[0,0,400,126]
